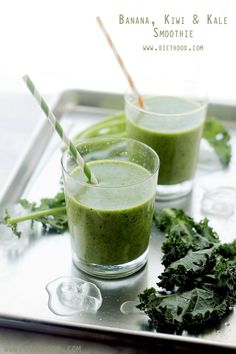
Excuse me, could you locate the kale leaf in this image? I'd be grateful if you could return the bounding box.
[203,116,231,167]
[137,286,231,334]
[158,240,236,292]
[2,208,22,238]
[154,208,219,266]
[158,248,215,291]
[1,191,67,237]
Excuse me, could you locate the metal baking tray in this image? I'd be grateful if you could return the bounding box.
[0,90,236,352]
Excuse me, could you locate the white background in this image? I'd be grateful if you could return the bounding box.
[0,0,235,102]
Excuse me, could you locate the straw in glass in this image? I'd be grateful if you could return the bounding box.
[22,75,98,184]
[96,16,144,108]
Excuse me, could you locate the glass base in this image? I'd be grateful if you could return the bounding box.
[72,248,149,279]
[156,180,193,201]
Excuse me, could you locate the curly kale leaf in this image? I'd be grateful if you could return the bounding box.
[212,240,236,302]
[154,209,219,266]
[2,208,22,238]
[203,116,231,167]
[19,191,67,234]
[158,240,236,292]
[158,248,215,291]
[154,208,193,233]
[137,287,232,334]
[2,191,67,237]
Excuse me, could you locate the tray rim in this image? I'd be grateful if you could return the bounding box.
[1,313,236,352]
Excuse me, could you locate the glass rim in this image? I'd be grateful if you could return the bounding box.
[61,136,160,189]
[125,88,208,118]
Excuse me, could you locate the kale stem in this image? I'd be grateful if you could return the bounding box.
[7,207,66,225]
[74,113,125,140]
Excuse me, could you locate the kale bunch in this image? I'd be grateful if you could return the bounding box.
[137,208,236,334]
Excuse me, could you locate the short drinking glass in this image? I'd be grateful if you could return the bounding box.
[62,137,159,279]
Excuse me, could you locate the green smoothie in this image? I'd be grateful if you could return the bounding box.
[126,96,205,185]
[65,160,155,265]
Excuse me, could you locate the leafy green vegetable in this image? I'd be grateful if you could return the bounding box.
[154,208,219,266]
[1,191,67,237]
[73,113,126,143]
[138,208,236,333]
[158,241,236,292]
[2,208,22,238]
[203,116,231,166]
[158,248,215,291]
[137,287,234,333]
[73,113,231,168]
[137,286,232,334]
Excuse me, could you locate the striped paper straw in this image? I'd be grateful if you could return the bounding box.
[96,16,144,109]
[22,75,98,184]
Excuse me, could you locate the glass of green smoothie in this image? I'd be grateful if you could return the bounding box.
[62,137,159,279]
[125,79,208,200]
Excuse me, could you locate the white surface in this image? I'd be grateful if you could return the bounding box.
[0,0,235,101]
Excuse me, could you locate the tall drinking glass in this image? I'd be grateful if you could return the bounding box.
[125,79,208,200]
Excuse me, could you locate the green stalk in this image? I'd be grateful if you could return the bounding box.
[74,113,125,141]
[7,207,66,225]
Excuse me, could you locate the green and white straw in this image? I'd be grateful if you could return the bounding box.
[23,75,98,184]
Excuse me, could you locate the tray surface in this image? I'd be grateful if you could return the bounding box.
[0,90,236,351]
